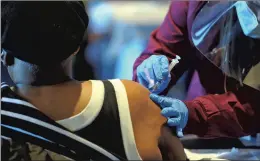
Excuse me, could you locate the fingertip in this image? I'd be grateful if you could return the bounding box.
[177,131,184,138]
[176,127,184,137]
[150,93,158,100]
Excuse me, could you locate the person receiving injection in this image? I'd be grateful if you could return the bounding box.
[134,1,260,138]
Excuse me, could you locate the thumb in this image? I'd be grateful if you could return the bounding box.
[176,127,184,138]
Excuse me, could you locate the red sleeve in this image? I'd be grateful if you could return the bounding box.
[132,1,194,93]
[183,86,260,138]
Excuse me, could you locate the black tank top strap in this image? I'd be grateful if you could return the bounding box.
[74,80,128,160]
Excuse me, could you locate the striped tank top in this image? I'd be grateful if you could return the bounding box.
[1,80,142,160]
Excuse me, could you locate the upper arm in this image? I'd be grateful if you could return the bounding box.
[122,80,187,160]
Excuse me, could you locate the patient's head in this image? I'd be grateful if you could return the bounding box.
[1,1,88,86]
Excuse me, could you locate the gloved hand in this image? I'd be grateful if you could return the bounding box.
[150,94,188,138]
[137,55,171,94]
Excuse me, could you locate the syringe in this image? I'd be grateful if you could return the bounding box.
[145,55,181,92]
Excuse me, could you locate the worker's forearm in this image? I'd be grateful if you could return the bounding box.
[183,100,209,137]
[183,91,260,138]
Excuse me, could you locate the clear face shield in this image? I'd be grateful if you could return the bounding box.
[191,1,260,91]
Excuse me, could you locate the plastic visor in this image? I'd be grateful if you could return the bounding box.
[191,1,260,91]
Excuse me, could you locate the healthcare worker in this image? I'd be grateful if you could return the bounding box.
[133,1,260,138]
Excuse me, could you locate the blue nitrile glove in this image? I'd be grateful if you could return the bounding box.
[150,94,188,138]
[136,55,171,94]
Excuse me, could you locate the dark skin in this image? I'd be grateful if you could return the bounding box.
[2,50,187,160]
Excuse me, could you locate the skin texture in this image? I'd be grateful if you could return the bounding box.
[2,52,187,160]
[122,80,187,160]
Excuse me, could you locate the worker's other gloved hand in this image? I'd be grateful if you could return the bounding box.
[137,55,171,94]
[150,94,188,138]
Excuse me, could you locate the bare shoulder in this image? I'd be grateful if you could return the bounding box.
[120,80,165,124]
[121,80,187,160]
[121,80,166,159]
